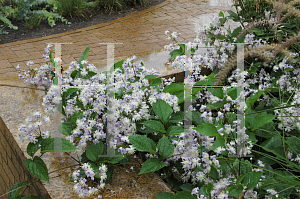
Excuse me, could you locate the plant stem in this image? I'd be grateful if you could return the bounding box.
[0,179,40,198]
[48,163,81,175]
[64,152,81,164]
[18,185,29,199]
[225,158,238,179]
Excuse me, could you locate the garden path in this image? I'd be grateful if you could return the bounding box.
[0,0,238,81]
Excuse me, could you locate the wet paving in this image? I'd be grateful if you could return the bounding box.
[0,0,241,198]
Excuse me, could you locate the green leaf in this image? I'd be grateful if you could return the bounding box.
[86,142,105,162]
[199,187,209,198]
[175,191,197,199]
[62,88,78,106]
[286,137,300,155]
[175,91,185,104]
[208,87,223,99]
[58,122,74,136]
[138,158,166,175]
[110,60,125,74]
[152,99,174,124]
[180,183,196,191]
[242,171,263,190]
[157,135,175,159]
[167,126,184,136]
[25,156,49,183]
[80,151,89,163]
[219,11,225,22]
[20,196,42,199]
[236,174,246,184]
[207,101,224,109]
[68,169,86,182]
[68,111,84,124]
[87,71,97,77]
[239,159,252,175]
[225,112,236,124]
[191,87,203,95]
[212,137,226,151]
[178,43,186,52]
[145,75,159,80]
[206,182,213,193]
[274,170,296,186]
[63,88,79,99]
[193,123,219,136]
[49,51,55,68]
[228,184,243,198]
[140,120,166,133]
[249,112,276,131]
[170,49,184,59]
[103,165,114,184]
[260,136,285,158]
[149,78,162,86]
[226,88,237,100]
[40,137,77,153]
[89,162,102,179]
[194,73,216,86]
[245,90,265,110]
[208,165,219,180]
[169,111,184,123]
[155,192,175,199]
[70,70,78,79]
[89,111,97,120]
[27,136,44,157]
[190,111,204,126]
[78,46,90,68]
[163,83,185,93]
[231,26,242,38]
[215,34,226,40]
[137,121,157,134]
[254,101,266,111]
[129,134,156,154]
[7,181,27,199]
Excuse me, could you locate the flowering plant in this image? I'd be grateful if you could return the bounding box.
[15,45,58,93]
[4,1,300,199]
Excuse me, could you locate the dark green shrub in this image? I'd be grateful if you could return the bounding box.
[56,0,89,19]
[23,12,42,29]
[92,0,129,14]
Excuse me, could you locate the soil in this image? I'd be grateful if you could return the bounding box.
[0,0,166,45]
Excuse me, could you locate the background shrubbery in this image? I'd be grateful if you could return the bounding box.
[0,0,152,34]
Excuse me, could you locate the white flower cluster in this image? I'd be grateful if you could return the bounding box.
[17,112,51,143]
[72,163,107,198]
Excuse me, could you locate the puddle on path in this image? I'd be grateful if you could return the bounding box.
[192,11,242,36]
[176,0,233,7]
[207,0,235,7]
